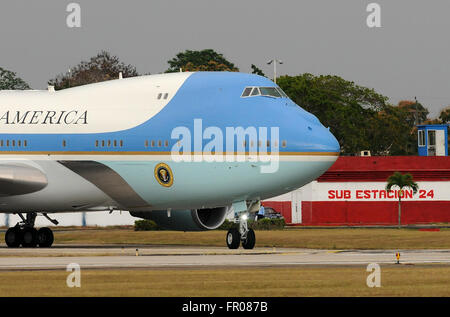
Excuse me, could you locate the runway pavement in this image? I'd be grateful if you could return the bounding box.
[0,245,450,270]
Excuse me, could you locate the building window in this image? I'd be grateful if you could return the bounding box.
[62,140,66,147]
[428,130,436,146]
[157,93,162,100]
[151,140,155,147]
[418,130,425,147]
[158,140,162,147]
[282,140,287,148]
[163,93,169,99]
[119,140,123,147]
[164,140,169,147]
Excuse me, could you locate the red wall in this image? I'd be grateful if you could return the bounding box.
[301,201,450,226]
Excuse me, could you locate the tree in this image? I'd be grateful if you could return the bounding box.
[371,105,417,155]
[397,100,429,126]
[166,49,239,72]
[251,64,265,76]
[439,106,450,123]
[277,74,427,156]
[48,51,139,90]
[277,74,390,154]
[0,67,30,90]
[386,172,418,228]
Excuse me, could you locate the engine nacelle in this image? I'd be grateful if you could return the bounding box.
[130,206,230,231]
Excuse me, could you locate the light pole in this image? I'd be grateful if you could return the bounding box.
[267,59,283,84]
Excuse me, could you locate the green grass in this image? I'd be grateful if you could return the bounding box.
[0,266,449,296]
[46,227,450,250]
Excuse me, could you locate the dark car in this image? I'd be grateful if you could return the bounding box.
[254,207,284,220]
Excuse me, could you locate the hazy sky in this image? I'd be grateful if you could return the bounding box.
[1,0,449,117]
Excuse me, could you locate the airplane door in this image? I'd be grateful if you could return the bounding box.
[436,130,446,156]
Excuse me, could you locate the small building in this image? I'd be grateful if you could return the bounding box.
[263,156,450,226]
[417,124,448,156]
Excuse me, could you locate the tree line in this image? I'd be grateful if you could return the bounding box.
[1,49,449,156]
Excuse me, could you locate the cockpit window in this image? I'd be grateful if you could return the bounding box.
[276,87,288,98]
[241,86,287,98]
[250,87,260,96]
[259,87,282,98]
[241,87,253,97]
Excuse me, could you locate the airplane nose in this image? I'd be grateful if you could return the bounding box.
[290,119,340,154]
[281,101,340,154]
[315,126,340,154]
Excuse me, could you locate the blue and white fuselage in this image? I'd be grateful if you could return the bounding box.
[0,72,339,232]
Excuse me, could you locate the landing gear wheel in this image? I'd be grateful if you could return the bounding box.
[37,227,54,248]
[5,227,21,248]
[21,227,38,248]
[226,228,241,249]
[242,228,256,249]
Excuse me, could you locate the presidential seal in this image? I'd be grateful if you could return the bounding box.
[154,163,174,187]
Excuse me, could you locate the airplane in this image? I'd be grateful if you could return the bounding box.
[0,71,340,249]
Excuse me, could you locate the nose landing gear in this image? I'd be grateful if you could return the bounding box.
[4,212,55,248]
[226,200,258,250]
[226,216,256,250]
